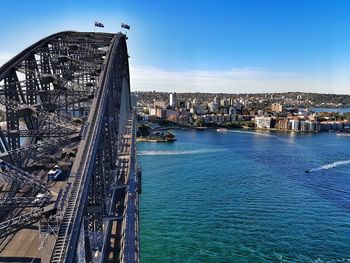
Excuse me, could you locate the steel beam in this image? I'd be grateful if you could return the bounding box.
[0,31,137,263]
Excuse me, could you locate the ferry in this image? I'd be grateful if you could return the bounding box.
[217,128,228,132]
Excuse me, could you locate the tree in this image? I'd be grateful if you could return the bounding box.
[194,118,204,127]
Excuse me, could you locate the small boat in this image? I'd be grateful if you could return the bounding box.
[336,133,350,136]
[305,170,310,173]
[217,128,228,132]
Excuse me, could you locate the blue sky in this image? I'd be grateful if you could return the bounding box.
[1,0,350,94]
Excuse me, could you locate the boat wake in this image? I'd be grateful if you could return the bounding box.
[228,130,276,137]
[308,160,350,172]
[138,149,227,156]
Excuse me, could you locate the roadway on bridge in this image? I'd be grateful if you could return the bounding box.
[0,229,40,262]
[0,180,67,262]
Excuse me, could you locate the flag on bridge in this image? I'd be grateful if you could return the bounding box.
[95,21,104,28]
[121,23,130,30]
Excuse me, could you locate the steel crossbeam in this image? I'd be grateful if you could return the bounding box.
[0,31,138,263]
[0,195,52,208]
[0,208,44,239]
[0,160,47,192]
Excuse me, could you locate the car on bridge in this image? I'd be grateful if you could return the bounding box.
[48,165,63,181]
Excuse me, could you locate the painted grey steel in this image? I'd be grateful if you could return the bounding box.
[0,31,140,262]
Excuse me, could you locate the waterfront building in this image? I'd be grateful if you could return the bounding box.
[306,120,318,132]
[203,115,211,124]
[255,116,272,129]
[300,120,308,131]
[217,114,225,123]
[277,119,289,130]
[290,119,300,131]
[211,114,218,123]
[178,114,190,125]
[231,114,238,122]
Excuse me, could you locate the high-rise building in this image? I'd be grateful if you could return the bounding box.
[169,92,177,107]
[186,99,191,110]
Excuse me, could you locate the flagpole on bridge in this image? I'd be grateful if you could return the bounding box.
[94,21,105,33]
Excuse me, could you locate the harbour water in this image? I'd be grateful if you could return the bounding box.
[138,129,350,262]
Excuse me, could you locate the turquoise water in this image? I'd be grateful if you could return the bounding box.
[138,129,350,262]
[299,107,350,113]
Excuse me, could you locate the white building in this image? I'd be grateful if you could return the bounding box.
[290,119,300,131]
[208,102,219,113]
[169,92,177,107]
[255,117,271,129]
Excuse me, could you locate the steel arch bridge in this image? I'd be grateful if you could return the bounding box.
[0,31,141,263]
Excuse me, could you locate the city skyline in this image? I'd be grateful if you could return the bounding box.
[1,0,350,94]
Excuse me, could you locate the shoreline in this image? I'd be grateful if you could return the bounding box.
[149,124,350,134]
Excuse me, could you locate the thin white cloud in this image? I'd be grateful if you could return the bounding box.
[1,51,348,94]
[130,65,349,94]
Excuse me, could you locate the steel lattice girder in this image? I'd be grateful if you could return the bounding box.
[0,160,47,192]
[1,134,81,166]
[0,195,52,209]
[0,31,136,263]
[50,32,131,263]
[0,203,57,239]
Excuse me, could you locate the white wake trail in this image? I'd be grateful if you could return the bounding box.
[138,149,226,156]
[309,160,350,172]
[228,130,276,137]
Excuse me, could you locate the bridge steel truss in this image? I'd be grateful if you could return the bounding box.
[0,31,140,262]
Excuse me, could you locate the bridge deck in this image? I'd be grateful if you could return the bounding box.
[0,31,138,263]
[102,113,140,263]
